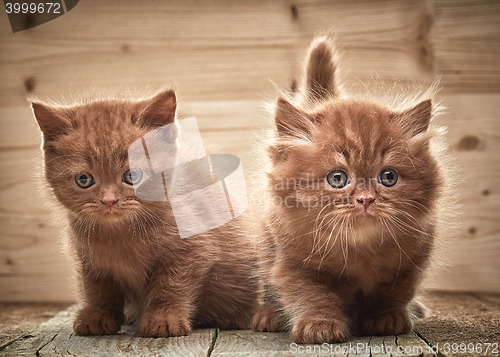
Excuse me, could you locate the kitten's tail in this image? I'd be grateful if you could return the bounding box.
[303,36,337,104]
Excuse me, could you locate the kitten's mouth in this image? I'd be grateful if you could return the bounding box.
[355,209,375,219]
[101,206,120,215]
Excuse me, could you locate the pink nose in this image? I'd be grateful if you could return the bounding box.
[356,196,374,210]
[102,199,118,208]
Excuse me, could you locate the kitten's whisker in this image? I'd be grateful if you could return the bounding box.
[316,213,343,258]
[309,203,333,256]
[321,213,348,265]
[381,218,402,290]
[397,199,430,213]
[45,154,80,164]
[134,212,150,246]
[316,214,343,270]
[308,206,337,261]
[138,208,160,239]
[380,218,385,245]
[49,164,81,179]
[338,215,349,277]
[387,208,428,234]
[382,217,421,272]
[46,157,82,169]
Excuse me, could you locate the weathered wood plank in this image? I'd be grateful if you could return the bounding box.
[0,0,297,106]
[4,292,499,356]
[210,330,433,356]
[0,0,443,107]
[0,302,71,349]
[0,305,216,357]
[292,0,436,78]
[423,94,500,292]
[432,0,500,93]
[210,330,293,356]
[414,291,500,356]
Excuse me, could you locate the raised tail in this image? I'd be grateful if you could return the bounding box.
[304,36,337,104]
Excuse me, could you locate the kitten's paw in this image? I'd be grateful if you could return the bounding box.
[362,309,412,336]
[252,306,285,332]
[139,309,192,338]
[291,318,351,344]
[73,306,121,335]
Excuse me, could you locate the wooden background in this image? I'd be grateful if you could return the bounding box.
[0,0,499,301]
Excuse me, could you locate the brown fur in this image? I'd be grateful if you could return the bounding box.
[32,89,258,337]
[252,37,446,343]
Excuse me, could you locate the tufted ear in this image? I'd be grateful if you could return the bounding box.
[31,102,72,141]
[400,99,432,136]
[275,97,313,140]
[138,89,177,128]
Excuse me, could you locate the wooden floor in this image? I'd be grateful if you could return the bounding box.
[1,292,499,356]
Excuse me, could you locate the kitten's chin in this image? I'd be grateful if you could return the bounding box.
[354,210,376,220]
[350,218,383,242]
[352,212,381,231]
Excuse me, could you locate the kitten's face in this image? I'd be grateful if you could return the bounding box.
[45,104,146,224]
[269,99,440,238]
[33,90,177,227]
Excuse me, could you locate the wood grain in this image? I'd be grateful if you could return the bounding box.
[0,305,216,357]
[2,293,498,356]
[0,0,441,107]
[432,0,500,93]
[424,94,500,292]
[210,330,433,356]
[0,302,71,348]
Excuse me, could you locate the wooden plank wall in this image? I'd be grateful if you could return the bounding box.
[0,0,498,301]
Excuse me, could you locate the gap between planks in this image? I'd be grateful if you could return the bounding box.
[0,304,435,357]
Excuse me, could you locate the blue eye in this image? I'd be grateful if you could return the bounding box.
[123,169,143,185]
[75,173,95,188]
[327,170,348,189]
[379,169,399,187]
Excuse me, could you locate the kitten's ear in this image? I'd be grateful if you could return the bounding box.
[138,89,176,128]
[304,36,337,104]
[31,102,72,140]
[400,99,432,136]
[275,97,312,139]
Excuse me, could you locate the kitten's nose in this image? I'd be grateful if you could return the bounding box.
[101,191,118,208]
[102,199,118,208]
[356,196,374,210]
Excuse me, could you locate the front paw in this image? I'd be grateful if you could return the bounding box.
[362,308,412,336]
[252,306,285,332]
[73,306,122,335]
[291,317,351,344]
[139,309,192,338]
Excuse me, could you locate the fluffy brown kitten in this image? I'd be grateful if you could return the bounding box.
[32,89,258,337]
[252,37,446,343]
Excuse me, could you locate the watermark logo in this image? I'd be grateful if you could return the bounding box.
[128,117,248,239]
[4,0,79,33]
[271,174,379,212]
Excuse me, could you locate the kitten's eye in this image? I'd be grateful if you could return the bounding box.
[379,169,399,187]
[327,170,349,189]
[75,173,95,188]
[123,169,143,185]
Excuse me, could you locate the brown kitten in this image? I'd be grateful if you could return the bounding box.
[32,89,258,337]
[252,37,446,343]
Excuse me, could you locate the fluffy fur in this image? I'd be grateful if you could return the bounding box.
[252,36,448,343]
[32,88,258,337]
